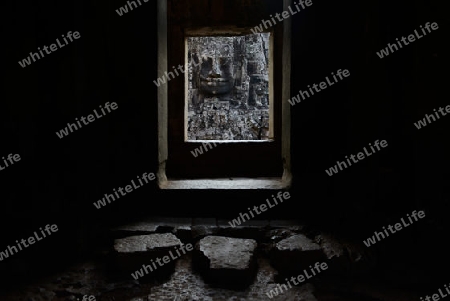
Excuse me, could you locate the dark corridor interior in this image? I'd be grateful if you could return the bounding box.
[1,0,448,300]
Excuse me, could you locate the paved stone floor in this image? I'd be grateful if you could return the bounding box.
[0,253,420,301]
[0,218,425,301]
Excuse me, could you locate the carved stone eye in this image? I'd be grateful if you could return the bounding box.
[220,58,230,66]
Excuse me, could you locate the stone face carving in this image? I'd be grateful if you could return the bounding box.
[192,37,235,97]
[187,33,270,140]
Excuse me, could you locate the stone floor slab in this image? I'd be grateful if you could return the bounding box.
[270,234,326,276]
[112,234,183,279]
[193,236,258,288]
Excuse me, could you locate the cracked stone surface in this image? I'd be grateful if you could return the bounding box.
[275,234,322,252]
[111,219,193,244]
[193,236,258,288]
[114,234,182,253]
[197,236,257,270]
[112,223,159,235]
[112,234,184,276]
[270,234,326,276]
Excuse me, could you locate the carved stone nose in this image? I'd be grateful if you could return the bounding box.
[209,58,222,77]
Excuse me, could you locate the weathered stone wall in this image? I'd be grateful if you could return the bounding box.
[187,33,270,140]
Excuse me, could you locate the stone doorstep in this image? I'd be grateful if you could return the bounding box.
[276,234,322,252]
[269,234,327,274]
[114,234,182,253]
[108,220,376,283]
[269,233,379,280]
[193,236,258,288]
[112,234,184,275]
[110,222,194,245]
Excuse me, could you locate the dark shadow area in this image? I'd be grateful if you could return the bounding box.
[1,0,447,299]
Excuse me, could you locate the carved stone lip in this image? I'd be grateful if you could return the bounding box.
[200,76,229,82]
[205,82,229,87]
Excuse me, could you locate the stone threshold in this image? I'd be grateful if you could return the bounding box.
[158,178,290,189]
